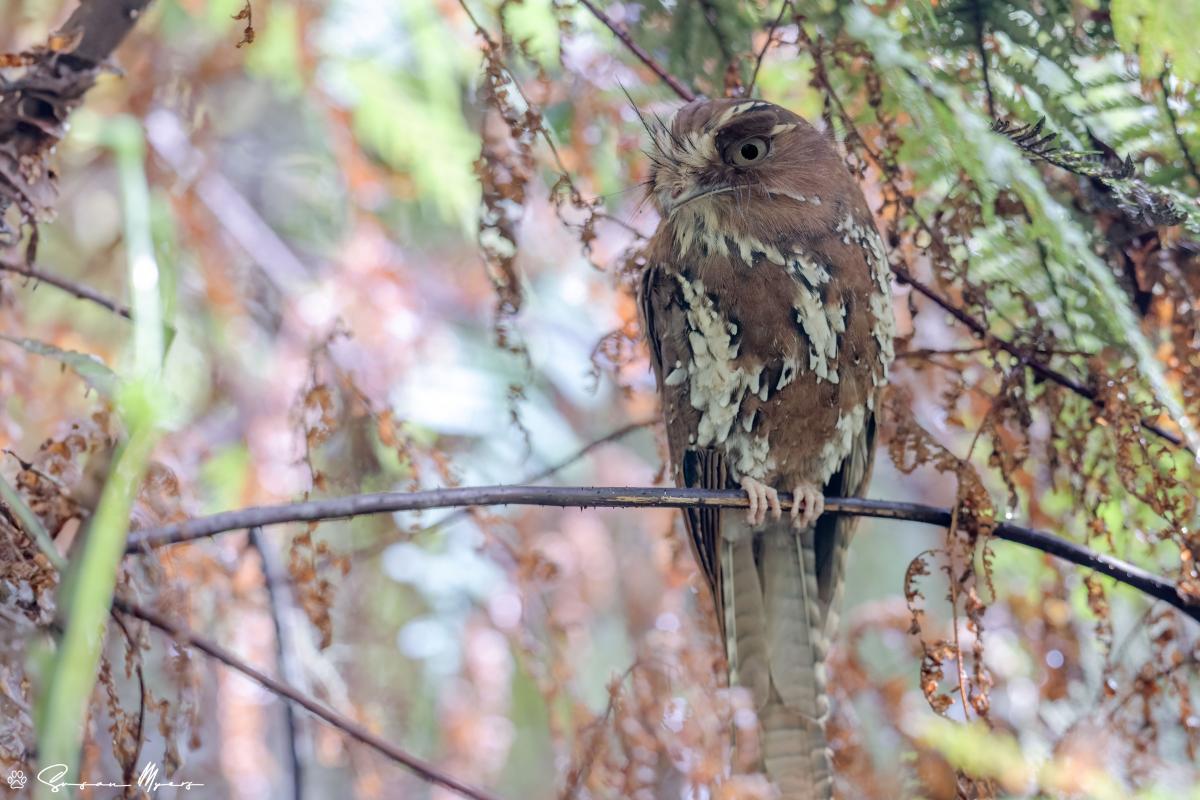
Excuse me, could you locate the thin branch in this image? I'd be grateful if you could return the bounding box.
[112,595,502,800]
[456,0,648,242]
[1159,67,1200,190]
[108,611,148,787]
[144,110,311,290]
[697,0,733,63]
[0,260,132,320]
[973,4,995,118]
[897,346,992,360]
[322,417,655,566]
[248,527,305,800]
[576,0,696,101]
[527,418,655,484]
[124,485,1199,624]
[890,262,1186,451]
[424,418,655,528]
[748,0,793,96]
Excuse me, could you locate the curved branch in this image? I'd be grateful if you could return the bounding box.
[576,0,696,101]
[124,485,1199,624]
[0,260,132,319]
[113,595,502,800]
[890,262,1186,451]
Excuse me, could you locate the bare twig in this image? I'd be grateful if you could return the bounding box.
[322,417,655,566]
[144,110,310,290]
[123,485,1200,624]
[455,1,648,242]
[748,0,793,95]
[1159,67,1200,190]
[897,346,992,360]
[423,417,654,527]
[112,595,502,800]
[973,4,995,118]
[247,527,305,800]
[0,260,132,319]
[527,419,655,483]
[695,0,733,63]
[889,262,1186,451]
[576,0,696,102]
[107,611,148,786]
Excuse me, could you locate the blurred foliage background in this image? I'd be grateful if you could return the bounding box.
[2,0,1200,798]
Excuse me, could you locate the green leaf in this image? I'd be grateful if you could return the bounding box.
[0,474,66,571]
[844,5,1200,455]
[1112,0,1200,83]
[0,335,117,398]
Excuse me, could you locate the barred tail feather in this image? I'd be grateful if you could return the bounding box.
[724,514,834,800]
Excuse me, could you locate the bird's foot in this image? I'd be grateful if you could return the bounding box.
[740,476,781,526]
[790,482,825,529]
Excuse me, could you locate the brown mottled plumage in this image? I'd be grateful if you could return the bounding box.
[637,98,894,798]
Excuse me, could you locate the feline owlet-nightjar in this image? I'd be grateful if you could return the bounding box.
[638,98,895,799]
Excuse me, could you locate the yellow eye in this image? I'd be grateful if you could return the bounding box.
[730,136,769,166]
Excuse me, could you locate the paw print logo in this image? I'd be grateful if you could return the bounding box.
[7,769,27,789]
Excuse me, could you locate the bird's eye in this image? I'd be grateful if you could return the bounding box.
[729,136,769,166]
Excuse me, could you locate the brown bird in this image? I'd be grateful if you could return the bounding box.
[637,98,894,798]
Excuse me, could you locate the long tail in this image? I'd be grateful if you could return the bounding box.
[723,517,836,800]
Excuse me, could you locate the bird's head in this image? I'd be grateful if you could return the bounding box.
[640,98,838,223]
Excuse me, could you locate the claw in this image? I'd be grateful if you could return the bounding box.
[741,477,759,523]
[766,486,781,520]
[740,477,781,526]
[790,483,826,529]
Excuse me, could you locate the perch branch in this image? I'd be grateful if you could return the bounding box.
[327,418,656,565]
[124,485,1199,624]
[0,260,132,319]
[576,0,696,101]
[113,595,502,800]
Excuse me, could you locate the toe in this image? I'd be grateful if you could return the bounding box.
[804,489,824,527]
[767,488,782,520]
[741,479,759,524]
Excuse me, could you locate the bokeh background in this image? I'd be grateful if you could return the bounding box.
[2,1,1199,798]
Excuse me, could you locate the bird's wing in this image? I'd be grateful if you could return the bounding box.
[639,263,727,635]
[815,410,875,640]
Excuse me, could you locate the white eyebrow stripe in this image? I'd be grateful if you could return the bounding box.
[707,101,773,133]
[770,123,798,135]
[712,104,743,129]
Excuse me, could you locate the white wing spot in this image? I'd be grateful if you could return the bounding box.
[674,275,774,479]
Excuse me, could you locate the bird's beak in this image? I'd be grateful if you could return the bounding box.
[663,185,730,216]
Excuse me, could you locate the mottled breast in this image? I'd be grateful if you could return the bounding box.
[644,201,893,489]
